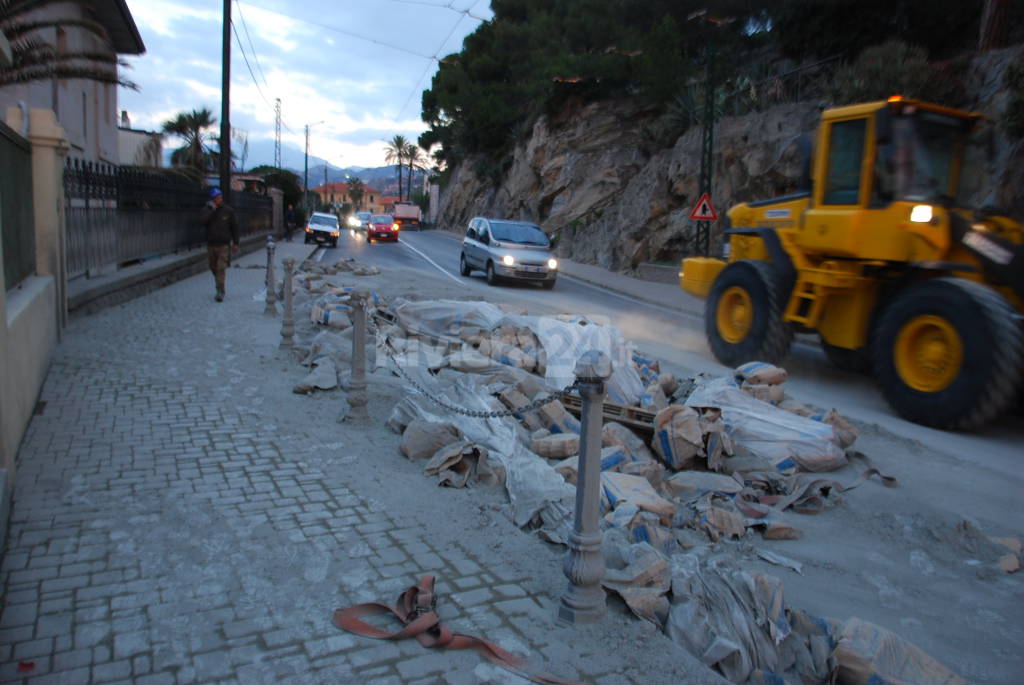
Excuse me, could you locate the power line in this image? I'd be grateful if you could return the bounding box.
[235,0,269,87]
[230,19,271,108]
[238,0,439,61]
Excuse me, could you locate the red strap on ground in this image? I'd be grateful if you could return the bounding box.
[332,576,590,685]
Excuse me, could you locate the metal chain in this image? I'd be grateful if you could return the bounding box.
[366,309,577,419]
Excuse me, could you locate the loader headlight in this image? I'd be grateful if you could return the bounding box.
[910,205,933,223]
[502,255,515,266]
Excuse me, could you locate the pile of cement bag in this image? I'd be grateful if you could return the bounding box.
[380,300,952,685]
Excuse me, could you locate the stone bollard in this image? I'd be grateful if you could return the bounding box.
[264,236,278,316]
[280,257,295,350]
[347,287,370,420]
[558,349,612,625]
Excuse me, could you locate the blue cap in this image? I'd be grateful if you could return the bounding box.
[209,188,223,198]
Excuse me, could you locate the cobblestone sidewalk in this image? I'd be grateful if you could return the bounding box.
[0,244,721,684]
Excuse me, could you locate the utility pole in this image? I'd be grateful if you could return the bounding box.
[274,98,282,169]
[696,42,715,258]
[303,124,310,214]
[219,0,231,203]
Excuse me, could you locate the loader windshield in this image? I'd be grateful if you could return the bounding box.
[882,111,972,205]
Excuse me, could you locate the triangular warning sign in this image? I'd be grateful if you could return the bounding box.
[689,192,718,221]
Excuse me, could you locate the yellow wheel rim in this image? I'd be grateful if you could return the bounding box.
[717,286,753,344]
[894,314,963,393]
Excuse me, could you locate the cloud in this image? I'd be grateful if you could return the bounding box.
[121,0,493,168]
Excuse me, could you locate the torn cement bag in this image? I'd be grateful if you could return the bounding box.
[820,408,858,448]
[741,382,784,405]
[530,434,579,459]
[640,382,670,411]
[834,617,965,685]
[687,377,848,473]
[664,471,744,499]
[667,554,791,683]
[445,347,508,375]
[534,398,580,435]
[600,472,675,518]
[601,541,672,625]
[400,420,463,460]
[651,405,705,470]
[735,361,788,385]
[423,441,495,488]
[388,371,572,527]
[607,362,644,406]
[310,305,352,329]
[293,358,338,394]
[632,351,661,385]
[658,372,680,397]
[477,337,537,372]
[602,422,655,463]
[604,502,675,555]
[499,388,545,432]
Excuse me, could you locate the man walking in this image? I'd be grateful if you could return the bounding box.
[199,188,240,302]
[285,203,296,242]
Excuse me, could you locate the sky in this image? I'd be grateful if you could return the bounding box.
[118,0,493,171]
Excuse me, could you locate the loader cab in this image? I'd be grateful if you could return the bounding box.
[799,97,981,261]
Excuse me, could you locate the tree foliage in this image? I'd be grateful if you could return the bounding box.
[420,0,1023,176]
[162,108,217,172]
[0,0,137,89]
[249,165,302,208]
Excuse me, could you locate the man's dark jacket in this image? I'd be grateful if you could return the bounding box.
[199,203,240,246]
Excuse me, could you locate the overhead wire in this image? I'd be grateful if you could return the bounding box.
[234,0,269,87]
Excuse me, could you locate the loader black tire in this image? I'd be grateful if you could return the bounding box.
[821,338,871,374]
[871,278,1024,430]
[705,260,793,366]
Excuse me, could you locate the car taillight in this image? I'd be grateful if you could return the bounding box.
[392,224,399,231]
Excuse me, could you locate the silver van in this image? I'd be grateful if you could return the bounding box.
[459,218,557,289]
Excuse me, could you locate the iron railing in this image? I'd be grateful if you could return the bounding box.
[1,120,36,291]
[64,159,273,277]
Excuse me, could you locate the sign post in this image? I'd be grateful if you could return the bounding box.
[690,192,718,256]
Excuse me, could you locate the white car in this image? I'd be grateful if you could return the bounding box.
[304,212,341,247]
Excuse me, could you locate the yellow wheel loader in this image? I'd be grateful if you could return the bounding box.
[681,97,1024,430]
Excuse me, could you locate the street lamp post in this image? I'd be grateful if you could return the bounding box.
[303,120,325,215]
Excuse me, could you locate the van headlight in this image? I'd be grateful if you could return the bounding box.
[910,205,933,223]
[547,258,558,270]
[502,255,515,266]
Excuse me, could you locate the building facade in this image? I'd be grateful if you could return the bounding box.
[0,0,145,165]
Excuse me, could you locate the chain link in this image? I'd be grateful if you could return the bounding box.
[366,309,577,419]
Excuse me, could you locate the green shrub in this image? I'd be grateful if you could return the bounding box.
[827,40,966,108]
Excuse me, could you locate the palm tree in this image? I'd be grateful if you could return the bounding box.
[346,177,365,210]
[383,135,409,201]
[0,0,137,89]
[162,108,217,172]
[403,142,426,201]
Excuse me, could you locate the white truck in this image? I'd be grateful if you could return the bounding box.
[392,202,422,230]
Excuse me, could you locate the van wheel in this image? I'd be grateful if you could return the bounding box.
[705,260,793,366]
[486,262,499,286]
[460,253,471,276]
[872,278,1024,430]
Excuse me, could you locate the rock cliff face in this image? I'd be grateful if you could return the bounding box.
[436,46,1024,272]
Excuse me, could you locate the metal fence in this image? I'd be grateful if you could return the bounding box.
[64,159,273,278]
[1,120,36,291]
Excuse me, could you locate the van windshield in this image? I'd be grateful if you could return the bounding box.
[489,221,549,246]
[310,215,338,227]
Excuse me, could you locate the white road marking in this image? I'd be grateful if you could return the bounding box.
[315,246,327,262]
[398,238,465,285]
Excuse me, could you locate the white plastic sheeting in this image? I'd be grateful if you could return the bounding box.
[686,377,848,473]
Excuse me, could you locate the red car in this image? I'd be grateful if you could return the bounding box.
[368,214,399,242]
